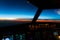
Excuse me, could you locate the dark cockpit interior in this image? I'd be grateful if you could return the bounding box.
[0,0,60,40]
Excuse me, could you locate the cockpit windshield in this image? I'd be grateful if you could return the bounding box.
[36,9,60,22]
[0,0,38,21]
[38,9,60,20]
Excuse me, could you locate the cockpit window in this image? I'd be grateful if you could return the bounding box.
[38,9,60,20]
[0,0,38,21]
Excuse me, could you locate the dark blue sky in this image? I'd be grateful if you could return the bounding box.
[0,0,38,19]
[0,0,60,20]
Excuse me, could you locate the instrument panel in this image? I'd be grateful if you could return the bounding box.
[0,22,60,40]
[28,22,60,30]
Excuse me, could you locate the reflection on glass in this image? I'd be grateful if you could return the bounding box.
[22,34,25,40]
[20,35,23,40]
[53,32,58,35]
[5,38,10,40]
[58,36,60,38]
[2,33,26,40]
[20,34,25,40]
[2,38,4,40]
[15,34,20,40]
[2,34,13,40]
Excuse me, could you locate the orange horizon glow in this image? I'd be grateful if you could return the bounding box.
[36,20,60,22]
[0,18,60,23]
[0,18,16,20]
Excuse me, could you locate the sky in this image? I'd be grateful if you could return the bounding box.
[0,0,38,19]
[0,0,60,20]
[38,9,60,20]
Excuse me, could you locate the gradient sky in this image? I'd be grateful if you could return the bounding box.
[0,0,60,20]
[38,9,60,20]
[0,0,38,19]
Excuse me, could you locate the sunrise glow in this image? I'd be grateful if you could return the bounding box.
[0,18,16,20]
